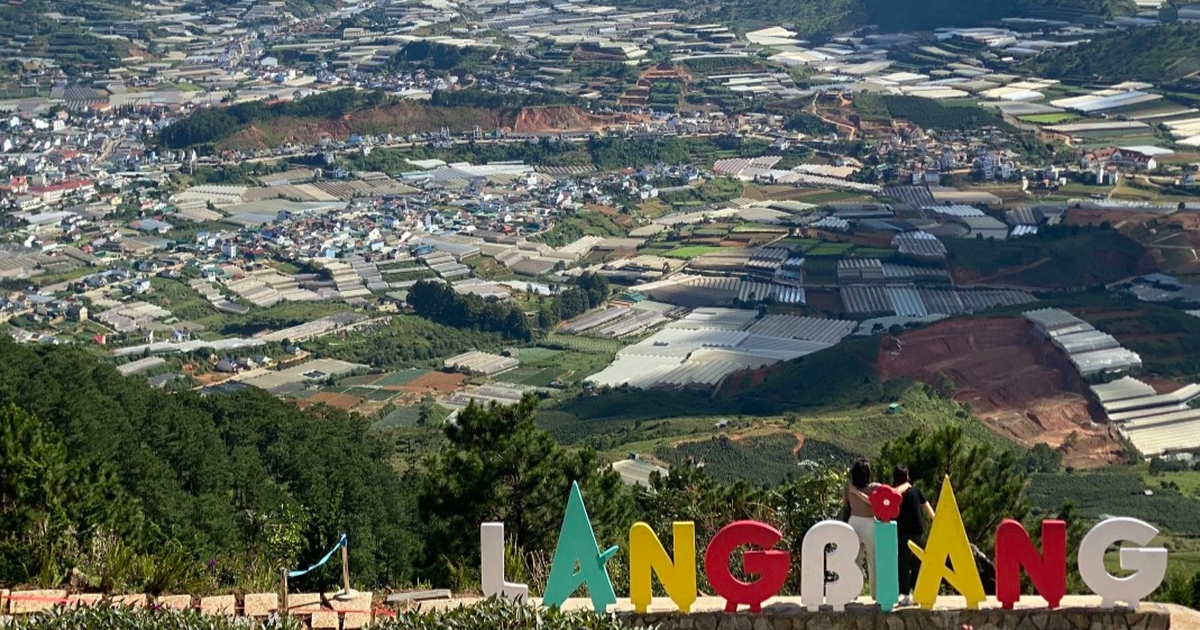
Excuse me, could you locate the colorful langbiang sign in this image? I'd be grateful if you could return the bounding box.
[480,477,1168,613]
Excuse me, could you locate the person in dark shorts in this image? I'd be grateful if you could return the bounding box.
[892,464,935,607]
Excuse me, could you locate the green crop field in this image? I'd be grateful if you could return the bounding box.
[655,433,801,487]
[663,245,727,259]
[854,247,898,258]
[541,333,625,354]
[651,433,860,487]
[1028,470,1200,536]
[340,373,386,386]
[504,367,563,387]
[1017,113,1079,124]
[806,243,855,257]
[376,369,430,387]
[778,238,822,253]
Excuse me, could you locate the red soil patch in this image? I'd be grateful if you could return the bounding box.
[511,106,646,134]
[194,372,233,386]
[1142,377,1185,394]
[876,317,1122,469]
[299,391,364,411]
[719,366,771,397]
[398,371,467,395]
[219,101,507,151]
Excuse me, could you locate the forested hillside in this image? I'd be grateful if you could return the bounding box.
[859,0,1132,34]
[0,337,1037,595]
[627,0,1131,40]
[157,89,575,152]
[1026,23,1200,83]
[0,337,419,592]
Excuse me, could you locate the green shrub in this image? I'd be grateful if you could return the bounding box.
[377,598,652,630]
[7,606,303,630]
[8,600,650,630]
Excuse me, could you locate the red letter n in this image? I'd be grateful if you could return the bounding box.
[995,519,1066,609]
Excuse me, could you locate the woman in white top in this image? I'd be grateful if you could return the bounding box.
[844,458,880,600]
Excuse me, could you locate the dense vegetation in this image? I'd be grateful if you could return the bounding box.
[654,433,805,486]
[418,395,635,587]
[388,41,497,72]
[1,334,1052,598]
[863,0,1132,34]
[726,336,909,414]
[784,112,839,136]
[587,135,770,170]
[7,598,640,630]
[533,210,627,249]
[855,94,1008,131]
[407,273,609,341]
[1028,23,1200,83]
[407,280,536,341]
[0,337,418,592]
[352,136,771,177]
[625,0,1129,41]
[538,337,907,447]
[1083,306,1200,379]
[349,140,593,175]
[944,226,1148,288]
[306,316,509,369]
[7,606,304,630]
[158,90,391,150]
[1029,469,1200,536]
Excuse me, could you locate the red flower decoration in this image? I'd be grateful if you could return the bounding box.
[870,485,903,522]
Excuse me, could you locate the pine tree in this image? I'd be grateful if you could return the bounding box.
[419,394,634,588]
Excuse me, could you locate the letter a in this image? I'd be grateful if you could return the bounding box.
[630,522,697,613]
[543,481,619,613]
[480,522,529,601]
[995,519,1065,609]
[907,477,985,610]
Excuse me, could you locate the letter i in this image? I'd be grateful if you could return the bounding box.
[874,520,899,612]
[870,486,902,612]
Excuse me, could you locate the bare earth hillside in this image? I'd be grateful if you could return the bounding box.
[876,317,1123,468]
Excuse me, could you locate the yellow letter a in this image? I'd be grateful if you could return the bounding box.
[908,477,985,610]
[630,521,697,613]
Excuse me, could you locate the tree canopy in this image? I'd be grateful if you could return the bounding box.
[0,337,419,592]
[0,336,1074,599]
[419,395,635,587]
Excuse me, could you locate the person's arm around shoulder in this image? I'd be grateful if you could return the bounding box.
[847,482,871,504]
[920,488,935,521]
